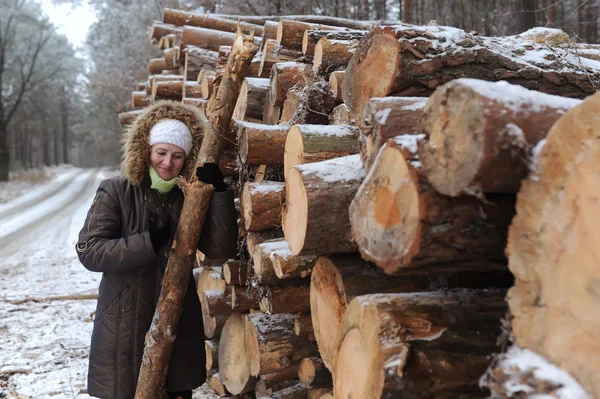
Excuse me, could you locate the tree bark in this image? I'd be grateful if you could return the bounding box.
[268,62,308,107]
[164,47,180,69]
[259,38,301,76]
[183,47,218,80]
[506,91,600,398]
[245,312,316,375]
[419,79,580,196]
[351,135,515,273]
[272,250,317,280]
[246,229,284,256]
[151,22,182,43]
[343,25,600,121]
[163,8,264,36]
[334,290,506,398]
[233,77,269,122]
[135,31,258,397]
[330,104,351,125]
[131,91,151,109]
[223,260,247,285]
[180,26,238,53]
[283,124,359,177]
[182,81,203,99]
[60,87,68,164]
[262,96,281,125]
[153,80,185,100]
[254,367,301,396]
[280,83,337,126]
[303,29,366,56]
[242,181,284,231]
[284,155,364,256]
[148,57,167,74]
[252,238,289,283]
[313,38,359,75]
[259,284,312,314]
[237,122,288,165]
[277,20,343,51]
[359,96,426,170]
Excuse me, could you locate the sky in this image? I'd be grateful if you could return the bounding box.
[39,0,97,48]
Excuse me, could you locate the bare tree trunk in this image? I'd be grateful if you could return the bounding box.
[53,129,60,166]
[41,112,50,166]
[545,0,556,26]
[403,0,412,23]
[60,86,69,164]
[0,128,9,181]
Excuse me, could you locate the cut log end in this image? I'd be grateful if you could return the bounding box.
[219,313,251,395]
[283,166,308,255]
[334,327,376,398]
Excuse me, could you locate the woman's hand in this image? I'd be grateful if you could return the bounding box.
[196,163,226,192]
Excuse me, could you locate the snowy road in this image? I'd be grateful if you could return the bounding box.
[0,168,109,398]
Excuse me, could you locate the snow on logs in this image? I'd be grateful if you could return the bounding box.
[506,91,600,398]
[359,96,427,170]
[349,135,515,274]
[418,78,581,196]
[284,154,365,256]
[283,124,360,176]
[343,24,600,121]
[302,29,366,56]
[334,290,507,398]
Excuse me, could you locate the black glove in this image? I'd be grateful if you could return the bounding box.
[149,213,170,253]
[196,162,227,192]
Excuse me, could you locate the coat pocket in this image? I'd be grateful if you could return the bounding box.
[102,285,131,322]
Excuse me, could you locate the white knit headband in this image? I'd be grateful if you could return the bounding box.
[149,119,193,155]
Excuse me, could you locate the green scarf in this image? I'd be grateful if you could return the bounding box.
[149,166,178,194]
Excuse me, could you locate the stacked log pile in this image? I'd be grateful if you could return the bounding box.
[120,10,600,398]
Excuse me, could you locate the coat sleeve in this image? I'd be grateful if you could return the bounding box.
[198,188,238,260]
[76,179,157,273]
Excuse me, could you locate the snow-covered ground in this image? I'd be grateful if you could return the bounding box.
[0,167,219,398]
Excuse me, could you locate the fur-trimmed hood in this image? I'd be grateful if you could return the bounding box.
[121,100,207,185]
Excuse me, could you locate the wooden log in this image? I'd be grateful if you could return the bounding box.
[197,266,226,294]
[164,47,180,69]
[259,284,311,314]
[311,255,512,372]
[238,122,288,165]
[163,8,264,35]
[182,97,207,112]
[131,91,151,109]
[245,313,316,376]
[266,382,309,399]
[506,91,600,398]
[183,46,218,80]
[148,57,167,74]
[150,75,184,99]
[254,366,301,397]
[277,20,342,51]
[294,315,315,342]
[299,357,331,388]
[263,21,280,42]
[200,73,216,99]
[215,45,231,76]
[268,62,307,107]
[242,181,284,231]
[181,25,237,53]
[182,81,202,99]
[313,38,358,75]
[134,31,258,396]
[223,260,246,285]
[153,80,184,100]
[343,24,600,121]
[259,38,302,76]
[199,290,228,339]
[247,56,270,78]
[137,81,147,91]
[233,77,269,122]
[303,29,366,56]
[280,83,337,125]
[151,21,182,42]
[208,372,229,396]
[118,110,142,127]
[262,95,281,125]
[252,238,289,284]
[159,33,177,49]
[350,136,515,273]
[334,290,507,398]
[359,96,426,170]
[218,313,254,395]
[246,229,284,256]
[283,124,359,176]
[272,249,317,280]
[330,104,350,125]
[205,339,219,370]
[328,70,345,104]
[284,155,364,256]
[418,78,581,196]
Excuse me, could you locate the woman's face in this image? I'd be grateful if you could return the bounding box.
[150,143,186,180]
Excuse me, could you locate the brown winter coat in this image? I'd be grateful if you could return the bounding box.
[76,101,238,398]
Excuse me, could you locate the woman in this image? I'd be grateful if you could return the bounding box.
[76,101,238,399]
